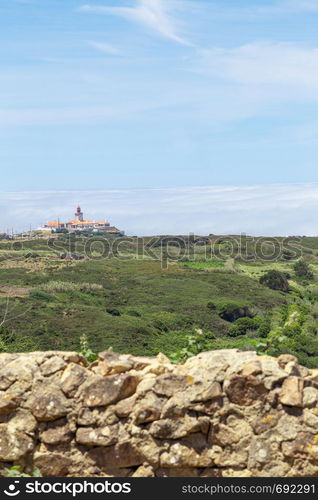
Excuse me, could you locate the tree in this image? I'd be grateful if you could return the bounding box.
[259,270,289,292]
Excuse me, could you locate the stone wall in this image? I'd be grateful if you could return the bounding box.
[0,348,317,477]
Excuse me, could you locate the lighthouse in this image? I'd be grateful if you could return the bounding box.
[75,205,83,222]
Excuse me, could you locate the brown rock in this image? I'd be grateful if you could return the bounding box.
[115,395,138,418]
[153,374,191,397]
[27,386,70,421]
[133,393,163,424]
[277,354,298,368]
[76,426,118,447]
[40,356,67,376]
[40,419,73,445]
[150,415,209,439]
[241,360,262,377]
[77,407,97,426]
[88,441,144,469]
[80,373,138,407]
[224,375,268,406]
[133,465,155,477]
[94,352,134,375]
[156,468,199,477]
[0,392,19,415]
[9,409,37,435]
[303,387,318,407]
[34,453,71,477]
[60,363,89,397]
[191,382,222,403]
[248,437,274,469]
[281,433,318,459]
[0,423,34,460]
[252,412,280,435]
[210,424,240,446]
[279,377,303,407]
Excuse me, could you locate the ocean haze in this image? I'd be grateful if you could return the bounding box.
[1,183,317,236]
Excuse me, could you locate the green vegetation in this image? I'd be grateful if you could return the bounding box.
[293,258,314,280]
[4,465,41,478]
[259,270,290,292]
[0,234,318,367]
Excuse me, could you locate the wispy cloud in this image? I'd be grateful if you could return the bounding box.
[204,0,318,21]
[87,41,121,55]
[198,42,318,89]
[2,184,318,236]
[80,0,193,46]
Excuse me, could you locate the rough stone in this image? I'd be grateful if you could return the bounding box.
[60,363,89,397]
[279,377,303,407]
[34,453,72,477]
[27,386,70,421]
[40,419,73,445]
[76,426,118,447]
[0,424,34,460]
[224,375,268,406]
[79,373,138,407]
[0,349,316,478]
[40,356,67,376]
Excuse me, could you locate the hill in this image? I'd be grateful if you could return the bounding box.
[0,234,318,367]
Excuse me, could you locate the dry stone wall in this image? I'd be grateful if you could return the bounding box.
[0,348,318,477]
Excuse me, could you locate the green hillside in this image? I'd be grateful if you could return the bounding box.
[1,234,318,367]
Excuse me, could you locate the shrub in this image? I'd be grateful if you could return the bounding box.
[207,301,217,310]
[293,259,314,280]
[151,312,192,332]
[228,317,261,337]
[259,270,289,292]
[106,308,121,316]
[257,314,272,337]
[218,302,253,322]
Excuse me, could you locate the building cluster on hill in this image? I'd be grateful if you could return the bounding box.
[38,206,124,235]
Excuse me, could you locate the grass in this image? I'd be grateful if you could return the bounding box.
[184,260,225,270]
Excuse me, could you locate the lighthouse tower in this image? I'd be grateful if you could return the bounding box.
[75,205,84,222]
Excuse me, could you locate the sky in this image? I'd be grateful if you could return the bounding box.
[1,0,318,234]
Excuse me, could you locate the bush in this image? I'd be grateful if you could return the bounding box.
[106,308,121,316]
[207,301,217,310]
[151,312,192,332]
[259,270,289,292]
[228,317,261,337]
[218,302,254,322]
[257,315,272,337]
[293,259,314,280]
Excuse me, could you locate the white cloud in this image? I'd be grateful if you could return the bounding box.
[1,183,318,236]
[80,0,192,46]
[87,41,121,55]
[198,42,318,89]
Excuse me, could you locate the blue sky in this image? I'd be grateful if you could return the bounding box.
[1,0,318,233]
